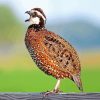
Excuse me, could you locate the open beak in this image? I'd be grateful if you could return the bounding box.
[25,11,31,22]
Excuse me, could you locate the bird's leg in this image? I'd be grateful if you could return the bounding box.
[46,79,61,93]
[43,79,61,96]
[53,79,61,93]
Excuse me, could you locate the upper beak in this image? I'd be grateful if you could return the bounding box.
[25,11,31,22]
[25,11,31,15]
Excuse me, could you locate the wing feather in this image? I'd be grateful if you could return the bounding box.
[42,31,81,74]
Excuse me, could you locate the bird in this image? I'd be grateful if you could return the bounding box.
[25,8,83,93]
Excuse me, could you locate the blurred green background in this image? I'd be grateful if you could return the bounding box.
[0,0,100,92]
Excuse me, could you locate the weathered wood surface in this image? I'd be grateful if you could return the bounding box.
[0,93,100,100]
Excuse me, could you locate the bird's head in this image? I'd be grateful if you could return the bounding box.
[25,8,46,29]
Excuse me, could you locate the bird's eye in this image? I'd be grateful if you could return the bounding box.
[32,14,35,17]
[34,12,37,15]
[32,12,37,17]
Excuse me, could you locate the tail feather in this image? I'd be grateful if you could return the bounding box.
[72,74,83,92]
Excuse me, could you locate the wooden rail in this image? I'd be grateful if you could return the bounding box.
[0,93,100,100]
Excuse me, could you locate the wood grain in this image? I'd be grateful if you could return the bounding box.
[0,93,100,100]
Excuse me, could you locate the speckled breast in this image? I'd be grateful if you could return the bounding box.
[25,28,70,79]
[25,29,45,70]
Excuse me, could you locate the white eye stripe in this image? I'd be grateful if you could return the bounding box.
[32,10,46,21]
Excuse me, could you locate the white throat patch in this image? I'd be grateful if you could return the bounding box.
[30,17,40,24]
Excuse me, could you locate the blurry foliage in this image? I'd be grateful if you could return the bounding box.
[48,19,100,49]
[0,5,24,43]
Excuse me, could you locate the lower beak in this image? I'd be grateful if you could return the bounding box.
[25,19,30,22]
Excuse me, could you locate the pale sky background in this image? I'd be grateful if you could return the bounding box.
[0,0,100,25]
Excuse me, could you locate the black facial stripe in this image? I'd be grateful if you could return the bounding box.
[32,8,46,19]
[32,11,45,22]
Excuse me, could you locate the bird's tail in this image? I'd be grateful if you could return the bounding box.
[72,74,83,92]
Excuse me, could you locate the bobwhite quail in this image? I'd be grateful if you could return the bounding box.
[25,8,83,93]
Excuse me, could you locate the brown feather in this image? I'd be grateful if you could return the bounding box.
[25,28,81,80]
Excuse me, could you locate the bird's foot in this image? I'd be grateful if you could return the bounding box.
[52,89,62,93]
[42,89,63,97]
